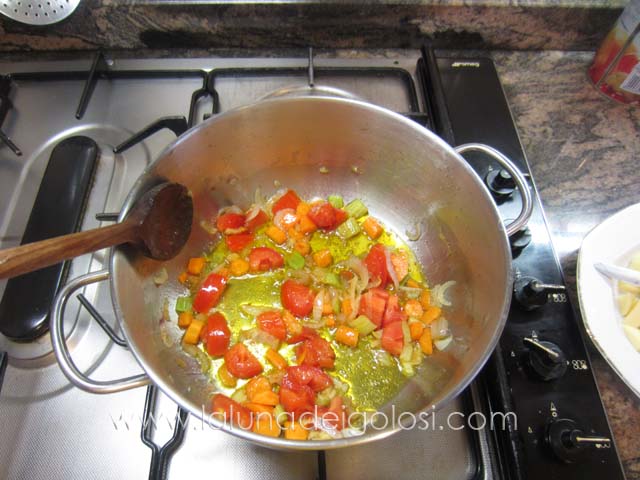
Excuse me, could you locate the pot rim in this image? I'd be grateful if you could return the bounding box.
[110,94,513,450]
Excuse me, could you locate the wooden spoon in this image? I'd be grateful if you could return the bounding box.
[0,182,193,279]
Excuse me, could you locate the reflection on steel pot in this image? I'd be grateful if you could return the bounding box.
[51,90,532,450]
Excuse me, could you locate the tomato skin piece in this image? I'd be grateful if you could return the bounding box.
[212,394,253,429]
[307,202,347,231]
[296,334,336,369]
[248,247,284,272]
[193,273,227,313]
[245,207,269,232]
[225,232,254,253]
[282,365,333,392]
[281,280,315,317]
[381,321,404,356]
[272,190,302,215]
[364,244,390,288]
[217,213,246,232]
[280,386,315,417]
[257,311,287,341]
[358,288,389,328]
[320,395,347,431]
[224,343,264,379]
[382,294,407,326]
[203,313,231,356]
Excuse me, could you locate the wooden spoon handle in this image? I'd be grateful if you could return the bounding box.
[0,220,138,279]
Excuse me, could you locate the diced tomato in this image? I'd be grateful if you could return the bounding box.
[280,386,315,417]
[193,273,227,313]
[216,212,246,232]
[390,252,409,282]
[225,232,254,253]
[248,247,284,272]
[286,326,317,345]
[282,365,333,392]
[358,288,389,327]
[321,395,347,431]
[224,343,263,379]
[296,334,336,369]
[204,312,231,356]
[281,280,315,317]
[307,202,347,231]
[212,394,253,429]
[364,244,390,288]
[382,294,407,326]
[257,311,287,341]
[381,321,404,356]
[245,207,269,232]
[272,189,301,215]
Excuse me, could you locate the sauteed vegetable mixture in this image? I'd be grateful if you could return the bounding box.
[174,189,454,440]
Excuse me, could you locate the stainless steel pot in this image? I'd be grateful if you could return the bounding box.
[51,89,532,450]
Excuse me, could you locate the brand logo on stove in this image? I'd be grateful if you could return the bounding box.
[452,62,481,68]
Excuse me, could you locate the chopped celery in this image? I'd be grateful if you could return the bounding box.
[316,386,337,407]
[337,217,361,239]
[348,315,377,336]
[332,296,341,314]
[287,251,305,269]
[401,321,411,345]
[273,404,287,426]
[401,362,415,377]
[230,388,247,403]
[208,250,226,266]
[328,195,344,209]
[399,344,413,363]
[344,198,368,218]
[175,296,192,313]
[323,272,342,288]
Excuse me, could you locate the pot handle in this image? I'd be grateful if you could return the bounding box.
[454,143,533,237]
[50,269,150,394]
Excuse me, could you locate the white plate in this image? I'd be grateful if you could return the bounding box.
[578,202,640,398]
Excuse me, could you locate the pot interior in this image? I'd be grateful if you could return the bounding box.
[111,96,511,449]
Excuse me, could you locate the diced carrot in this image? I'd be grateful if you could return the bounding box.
[187,257,206,275]
[265,348,288,370]
[362,216,383,239]
[230,258,250,276]
[341,298,353,318]
[294,239,311,256]
[183,319,205,344]
[324,314,336,328]
[390,252,409,281]
[243,402,274,415]
[287,227,304,241]
[322,292,333,315]
[409,321,424,340]
[335,325,359,347]
[284,420,309,440]
[419,289,431,309]
[313,249,332,267]
[178,271,189,284]
[419,328,433,355]
[218,364,237,388]
[298,215,318,234]
[296,202,311,216]
[421,306,442,325]
[266,225,287,244]
[246,377,271,401]
[283,310,303,337]
[404,299,424,318]
[406,278,421,288]
[253,414,281,437]
[178,311,193,329]
[251,389,280,406]
[217,267,230,278]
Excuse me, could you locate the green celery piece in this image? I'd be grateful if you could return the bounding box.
[287,251,306,269]
[344,198,368,218]
[328,195,344,209]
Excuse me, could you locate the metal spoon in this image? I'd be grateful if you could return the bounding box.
[0,183,193,279]
[594,262,640,286]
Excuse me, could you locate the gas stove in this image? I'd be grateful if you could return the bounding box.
[0,48,626,480]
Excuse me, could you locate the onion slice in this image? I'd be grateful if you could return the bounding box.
[384,247,400,289]
[312,289,325,323]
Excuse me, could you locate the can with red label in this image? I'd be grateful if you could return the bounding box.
[589,0,640,105]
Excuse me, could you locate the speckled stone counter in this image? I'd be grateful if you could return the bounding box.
[0,1,623,52]
[493,50,640,479]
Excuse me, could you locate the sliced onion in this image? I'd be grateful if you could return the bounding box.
[218,205,243,216]
[223,226,247,235]
[254,188,266,208]
[239,328,280,350]
[405,222,422,241]
[199,219,218,235]
[240,303,272,317]
[153,267,168,286]
[345,257,369,293]
[274,208,297,230]
[398,286,421,299]
[312,289,325,323]
[432,280,456,307]
[245,204,262,223]
[430,317,450,340]
[182,344,212,373]
[384,247,400,289]
[289,268,312,285]
[434,335,453,351]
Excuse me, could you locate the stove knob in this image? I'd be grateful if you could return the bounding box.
[523,337,567,381]
[485,168,516,199]
[514,276,566,311]
[546,418,611,463]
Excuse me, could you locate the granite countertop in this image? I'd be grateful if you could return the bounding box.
[493,50,640,479]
